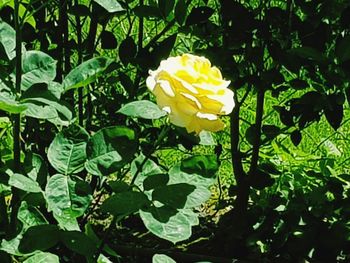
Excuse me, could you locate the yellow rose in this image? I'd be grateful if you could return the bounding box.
[146,54,234,134]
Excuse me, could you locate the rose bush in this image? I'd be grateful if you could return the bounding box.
[146,54,234,134]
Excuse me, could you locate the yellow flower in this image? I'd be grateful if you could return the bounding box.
[146,54,234,134]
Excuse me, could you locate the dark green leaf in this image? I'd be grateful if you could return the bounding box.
[60,231,97,257]
[143,173,169,191]
[336,35,350,62]
[63,57,114,91]
[19,225,60,253]
[101,191,150,216]
[291,130,302,146]
[101,31,118,49]
[47,125,89,175]
[262,125,281,140]
[119,37,137,65]
[289,79,309,90]
[118,100,167,119]
[288,47,328,64]
[249,169,275,190]
[180,155,218,178]
[325,94,344,130]
[158,0,175,18]
[68,4,91,16]
[85,126,138,176]
[186,7,214,25]
[108,181,129,193]
[175,0,187,25]
[133,5,162,18]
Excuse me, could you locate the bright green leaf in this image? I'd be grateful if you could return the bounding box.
[45,174,92,227]
[48,125,89,175]
[8,173,42,193]
[23,252,59,263]
[118,100,167,119]
[153,254,176,263]
[63,57,114,91]
[85,126,137,176]
[93,0,124,12]
[21,51,57,91]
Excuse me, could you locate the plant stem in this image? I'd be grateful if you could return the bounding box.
[75,0,83,126]
[248,88,265,176]
[130,125,170,185]
[230,94,249,214]
[10,0,22,236]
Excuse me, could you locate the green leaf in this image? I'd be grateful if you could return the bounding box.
[152,183,211,209]
[131,154,164,189]
[133,5,162,18]
[60,231,97,257]
[336,35,350,62]
[101,30,118,49]
[186,7,214,25]
[118,100,167,119]
[48,125,89,175]
[180,155,218,179]
[168,163,215,187]
[93,0,124,13]
[24,153,48,187]
[0,20,15,60]
[8,173,42,193]
[119,37,137,65]
[288,47,328,64]
[0,89,27,114]
[153,254,176,263]
[23,252,59,263]
[21,51,57,91]
[19,225,60,254]
[98,254,114,263]
[85,126,138,176]
[198,131,216,146]
[45,174,92,228]
[101,191,150,216]
[174,0,187,25]
[143,173,169,191]
[63,57,114,91]
[158,0,175,18]
[139,206,193,243]
[18,201,47,230]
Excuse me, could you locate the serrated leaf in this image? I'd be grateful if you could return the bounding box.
[118,100,167,119]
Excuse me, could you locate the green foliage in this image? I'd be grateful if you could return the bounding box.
[1,0,350,262]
